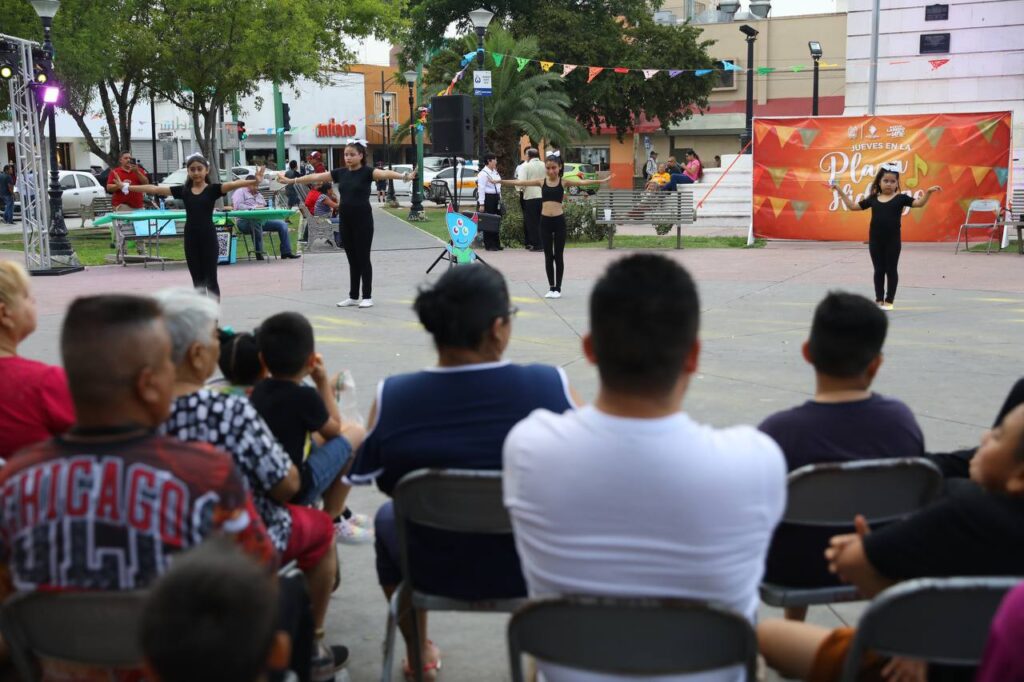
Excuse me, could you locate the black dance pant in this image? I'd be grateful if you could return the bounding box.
[184,226,220,297]
[340,204,374,299]
[540,214,567,290]
[868,234,901,302]
[482,192,501,249]
[523,198,542,249]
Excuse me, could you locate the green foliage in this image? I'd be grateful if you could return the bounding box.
[498,186,524,246]
[654,223,673,235]
[563,197,609,242]
[403,0,716,139]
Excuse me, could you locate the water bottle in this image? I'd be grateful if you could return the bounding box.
[159,198,165,211]
[268,196,274,209]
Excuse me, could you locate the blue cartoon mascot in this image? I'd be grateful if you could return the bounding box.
[445,205,479,264]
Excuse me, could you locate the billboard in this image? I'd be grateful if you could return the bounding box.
[752,112,1012,241]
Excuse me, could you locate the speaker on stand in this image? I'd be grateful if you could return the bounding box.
[430,95,474,158]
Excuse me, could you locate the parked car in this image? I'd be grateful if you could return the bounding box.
[563,163,600,195]
[231,165,281,191]
[422,164,479,202]
[159,168,232,208]
[390,164,414,196]
[10,170,107,217]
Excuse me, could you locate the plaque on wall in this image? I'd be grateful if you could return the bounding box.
[925,4,949,21]
[920,33,951,54]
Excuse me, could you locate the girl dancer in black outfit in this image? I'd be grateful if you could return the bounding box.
[500,154,612,298]
[281,141,413,309]
[830,163,940,311]
[113,153,264,298]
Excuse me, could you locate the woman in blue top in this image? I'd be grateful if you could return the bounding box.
[280,141,414,309]
[347,264,579,681]
[830,163,940,311]
[113,153,264,298]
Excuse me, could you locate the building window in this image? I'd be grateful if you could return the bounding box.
[919,33,951,54]
[713,60,737,91]
[925,4,948,20]
[567,146,610,171]
[374,91,397,121]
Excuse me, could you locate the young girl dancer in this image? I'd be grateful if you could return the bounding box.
[112,153,264,297]
[500,155,612,299]
[280,141,414,309]
[830,162,940,310]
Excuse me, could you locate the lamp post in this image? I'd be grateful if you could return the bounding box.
[739,24,759,154]
[31,0,79,268]
[404,69,424,220]
[469,8,493,161]
[809,41,822,116]
[384,97,398,206]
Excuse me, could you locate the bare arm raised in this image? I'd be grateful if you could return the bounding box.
[828,180,864,211]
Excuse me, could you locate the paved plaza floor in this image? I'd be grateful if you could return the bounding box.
[10,207,1024,681]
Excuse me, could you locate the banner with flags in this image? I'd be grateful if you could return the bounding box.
[752,112,1012,242]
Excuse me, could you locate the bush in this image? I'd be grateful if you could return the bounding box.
[654,223,674,235]
[499,187,525,247]
[564,197,609,242]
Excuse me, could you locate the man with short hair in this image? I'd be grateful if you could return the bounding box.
[285,160,301,208]
[106,150,149,212]
[0,294,275,679]
[643,150,658,180]
[232,176,300,259]
[0,165,14,224]
[520,148,545,251]
[758,291,924,619]
[504,254,786,682]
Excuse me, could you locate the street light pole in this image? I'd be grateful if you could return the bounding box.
[739,24,759,154]
[469,8,494,161]
[31,0,79,268]
[808,41,823,117]
[405,69,424,220]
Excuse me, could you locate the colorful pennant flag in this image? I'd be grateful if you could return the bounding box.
[642,69,659,80]
[756,67,776,75]
[791,200,810,220]
[516,57,529,72]
[723,61,743,72]
[769,196,789,218]
[947,165,968,183]
[562,64,577,77]
[820,62,839,68]
[923,127,945,148]
[695,69,712,76]
[539,61,554,72]
[613,67,630,74]
[797,128,820,149]
[970,166,990,185]
[492,53,504,67]
[766,167,789,188]
[994,167,1009,187]
[790,65,806,73]
[929,59,950,70]
[668,69,683,78]
[976,119,1000,143]
[587,66,604,83]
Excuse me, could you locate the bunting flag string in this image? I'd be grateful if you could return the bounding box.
[587,66,604,83]
[642,69,659,80]
[562,64,577,77]
[539,60,554,72]
[491,53,504,67]
[515,57,529,72]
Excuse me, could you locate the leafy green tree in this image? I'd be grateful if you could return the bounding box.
[425,29,587,178]
[147,0,404,169]
[403,0,716,139]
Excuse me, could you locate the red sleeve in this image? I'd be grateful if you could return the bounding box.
[211,458,278,568]
[39,365,75,436]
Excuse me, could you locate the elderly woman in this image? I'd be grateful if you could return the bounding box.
[0,261,74,459]
[153,287,347,677]
[347,264,580,680]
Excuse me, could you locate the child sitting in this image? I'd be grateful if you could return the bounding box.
[251,312,371,544]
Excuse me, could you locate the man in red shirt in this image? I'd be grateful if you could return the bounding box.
[309,151,326,174]
[106,151,149,212]
[0,293,275,680]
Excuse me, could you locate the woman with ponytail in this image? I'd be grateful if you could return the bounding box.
[346,264,580,680]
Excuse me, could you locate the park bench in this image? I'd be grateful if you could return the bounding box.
[593,189,696,249]
[298,204,337,252]
[80,196,113,229]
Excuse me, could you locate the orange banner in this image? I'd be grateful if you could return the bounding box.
[752,112,1012,241]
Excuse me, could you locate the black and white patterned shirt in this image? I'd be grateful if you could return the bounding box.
[161,389,293,551]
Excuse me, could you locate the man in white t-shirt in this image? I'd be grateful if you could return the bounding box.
[504,254,786,682]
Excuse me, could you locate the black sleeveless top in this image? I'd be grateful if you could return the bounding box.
[541,179,564,203]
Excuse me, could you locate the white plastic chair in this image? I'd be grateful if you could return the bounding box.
[955,199,1002,254]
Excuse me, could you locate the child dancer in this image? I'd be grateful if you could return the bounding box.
[830,162,940,310]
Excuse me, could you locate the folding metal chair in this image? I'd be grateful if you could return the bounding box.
[508,596,758,682]
[760,458,943,609]
[0,590,148,681]
[841,577,1021,682]
[381,468,527,682]
[955,199,1002,254]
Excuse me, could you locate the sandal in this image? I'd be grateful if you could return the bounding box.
[402,640,442,682]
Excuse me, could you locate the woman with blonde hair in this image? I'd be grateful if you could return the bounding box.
[0,261,74,459]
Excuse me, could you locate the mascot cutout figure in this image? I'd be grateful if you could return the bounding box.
[445,205,479,264]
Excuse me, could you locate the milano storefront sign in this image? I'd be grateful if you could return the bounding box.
[316,118,358,138]
[752,112,1011,242]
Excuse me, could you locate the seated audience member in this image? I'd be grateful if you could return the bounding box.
[930,376,1024,477]
[231,177,300,259]
[644,163,670,190]
[975,581,1024,682]
[759,292,925,615]
[142,538,289,682]
[758,403,1024,682]
[312,182,342,249]
[0,294,274,680]
[0,261,74,459]
[216,328,266,395]
[503,254,786,682]
[348,264,578,680]
[251,312,370,544]
[154,288,345,675]
[304,184,322,214]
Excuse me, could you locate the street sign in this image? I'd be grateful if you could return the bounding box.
[474,70,492,97]
[157,131,174,140]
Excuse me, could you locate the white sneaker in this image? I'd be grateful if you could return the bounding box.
[549,290,562,299]
[544,290,556,299]
[880,302,894,311]
[335,519,374,545]
[358,298,374,308]
[345,512,372,529]
[336,298,359,307]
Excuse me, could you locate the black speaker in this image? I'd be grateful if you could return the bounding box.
[431,95,473,157]
[477,213,501,234]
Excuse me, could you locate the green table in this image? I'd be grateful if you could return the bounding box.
[94,208,296,227]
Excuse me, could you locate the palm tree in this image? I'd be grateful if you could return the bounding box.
[426,28,587,178]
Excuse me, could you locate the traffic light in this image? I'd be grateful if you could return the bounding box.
[281,103,291,131]
[237,120,247,141]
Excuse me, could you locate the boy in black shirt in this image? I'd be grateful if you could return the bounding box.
[251,312,371,545]
[758,403,1024,682]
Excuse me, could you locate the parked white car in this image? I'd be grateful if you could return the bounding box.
[11,170,106,217]
[422,164,479,202]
